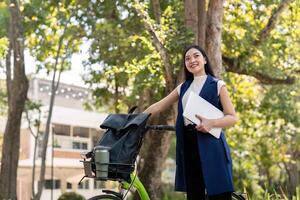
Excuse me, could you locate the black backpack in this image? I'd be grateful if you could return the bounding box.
[93,112,151,181]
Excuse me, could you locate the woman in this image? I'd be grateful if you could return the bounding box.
[144,45,238,200]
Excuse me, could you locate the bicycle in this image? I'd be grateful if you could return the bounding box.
[79,112,246,200]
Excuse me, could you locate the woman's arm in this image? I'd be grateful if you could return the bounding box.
[144,88,178,117]
[195,85,238,132]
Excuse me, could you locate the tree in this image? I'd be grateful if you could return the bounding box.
[184,0,224,76]
[62,0,299,198]
[223,0,296,84]
[221,1,299,197]
[0,3,9,115]
[130,2,186,199]
[24,100,42,200]
[22,1,84,199]
[81,1,191,199]
[121,0,299,198]
[0,0,29,199]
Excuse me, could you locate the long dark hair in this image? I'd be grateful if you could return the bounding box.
[183,45,215,81]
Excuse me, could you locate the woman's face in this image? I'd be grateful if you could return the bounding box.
[184,48,206,76]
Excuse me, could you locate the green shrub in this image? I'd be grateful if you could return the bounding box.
[58,192,86,200]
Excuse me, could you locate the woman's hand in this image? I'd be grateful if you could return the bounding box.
[195,115,214,133]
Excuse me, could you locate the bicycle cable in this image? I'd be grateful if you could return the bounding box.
[121,129,141,199]
[122,166,137,200]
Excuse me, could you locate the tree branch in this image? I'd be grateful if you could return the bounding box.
[151,0,161,24]
[253,0,294,46]
[25,109,37,139]
[229,0,296,84]
[34,1,82,199]
[223,56,295,84]
[132,1,175,90]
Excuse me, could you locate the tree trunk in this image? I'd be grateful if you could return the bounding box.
[33,68,62,200]
[133,1,226,199]
[198,0,206,48]
[139,116,174,199]
[287,163,298,196]
[32,7,73,198]
[135,81,177,200]
[24,105,41,199]
[132,2,177,199]
[184,0,198,44]
[185,0,224,76]
[284,155,299,196]
[205,0,224,77]
[31,134,38,198]
[0,0,29,199]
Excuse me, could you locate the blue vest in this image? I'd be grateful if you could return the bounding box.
[175,74,234,195]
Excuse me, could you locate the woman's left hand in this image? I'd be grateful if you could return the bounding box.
[195,115,214,133]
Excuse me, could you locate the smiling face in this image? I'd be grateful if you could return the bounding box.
[184,48,207,76]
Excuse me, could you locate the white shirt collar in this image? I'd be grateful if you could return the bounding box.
[193,74,207,82]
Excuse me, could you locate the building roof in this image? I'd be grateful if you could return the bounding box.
[48,106,108,129]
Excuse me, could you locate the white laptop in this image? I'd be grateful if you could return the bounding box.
[183,91,224,139]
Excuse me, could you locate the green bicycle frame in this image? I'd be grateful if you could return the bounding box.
[121,173,150,200]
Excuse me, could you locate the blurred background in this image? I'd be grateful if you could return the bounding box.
[0,0,299,199]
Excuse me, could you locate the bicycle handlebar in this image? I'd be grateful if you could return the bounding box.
[146,125,175,131]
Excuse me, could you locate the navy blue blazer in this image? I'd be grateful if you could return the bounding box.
[175,74,234,195]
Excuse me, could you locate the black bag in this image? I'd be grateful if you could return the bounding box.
[94,112,151,181]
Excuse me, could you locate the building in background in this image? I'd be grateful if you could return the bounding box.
[17,77,108,200]
[0,77,176,200]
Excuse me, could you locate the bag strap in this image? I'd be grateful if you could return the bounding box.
[128,106,138,114]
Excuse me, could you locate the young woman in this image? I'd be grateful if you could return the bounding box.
[144,45,238,200]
